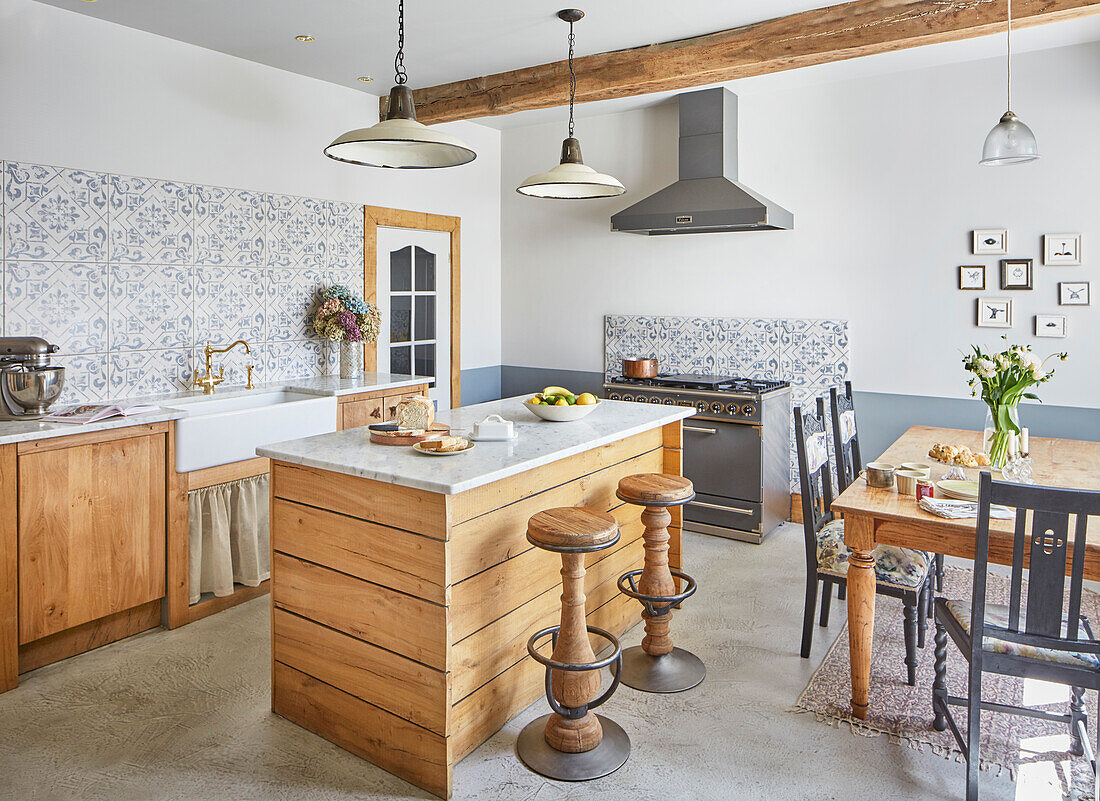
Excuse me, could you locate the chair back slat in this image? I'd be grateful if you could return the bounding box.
[794,397,835,572]
[829,381,862,494]
[1023,509,1071,638]
[973,472,1100,658]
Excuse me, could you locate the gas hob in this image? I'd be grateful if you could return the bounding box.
[604,374,789,424]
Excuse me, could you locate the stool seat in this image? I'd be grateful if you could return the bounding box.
[527,507,619,553]
[617,473,694,506]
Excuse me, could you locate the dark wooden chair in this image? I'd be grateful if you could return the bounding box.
[795,397,934,684]
[933,472,1100,801]
[830,381,945,600]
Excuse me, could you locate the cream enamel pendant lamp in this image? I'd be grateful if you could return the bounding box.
[517,10,625,199]
[324,0,475,169]
[980,0,1039,166]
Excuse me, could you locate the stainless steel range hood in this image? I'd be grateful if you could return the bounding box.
[611,88,793,235]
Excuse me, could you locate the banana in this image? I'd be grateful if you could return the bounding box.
[542,386,573,397]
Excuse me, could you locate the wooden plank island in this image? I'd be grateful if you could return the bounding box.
[260,397,694,798]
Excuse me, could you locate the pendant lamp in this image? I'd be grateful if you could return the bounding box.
[517,10,625,199]
[324,0,475,169]
[980,0,1039,166]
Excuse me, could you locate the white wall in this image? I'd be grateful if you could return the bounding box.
[0,0,502,372]
[500,41,1100,408]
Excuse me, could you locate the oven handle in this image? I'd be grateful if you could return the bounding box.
[687,500,754,516]
[683,426,718,435]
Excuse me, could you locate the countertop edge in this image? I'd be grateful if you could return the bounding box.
[0,409,187,446]
[258,406,695,495]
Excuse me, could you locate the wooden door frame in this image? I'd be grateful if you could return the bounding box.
[364,206,462,408]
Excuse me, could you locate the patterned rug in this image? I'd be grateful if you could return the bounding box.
[794,566,1098,799]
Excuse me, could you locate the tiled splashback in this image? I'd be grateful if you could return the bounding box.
[1,161,364,402]
[605,314,850,489]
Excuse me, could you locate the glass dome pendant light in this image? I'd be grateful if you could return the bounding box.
[980,0,1039,166]
[516,9,625,198]
[323,0,476,169]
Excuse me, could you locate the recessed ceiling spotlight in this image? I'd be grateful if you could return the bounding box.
[357,76,374,83]
[295,35,315,43]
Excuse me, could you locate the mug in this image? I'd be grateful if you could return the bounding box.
[895,469,924,496]
[865,462,896,488]
[900,462,932,478]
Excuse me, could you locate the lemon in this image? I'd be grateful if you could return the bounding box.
[576,393,598,406]
[527,396,541,404]
[554,398,569,407]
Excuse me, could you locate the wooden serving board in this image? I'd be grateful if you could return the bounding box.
[370,424,449,446]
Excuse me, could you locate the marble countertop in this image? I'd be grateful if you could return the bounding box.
[257,396,695,495]
[0,373,424,447]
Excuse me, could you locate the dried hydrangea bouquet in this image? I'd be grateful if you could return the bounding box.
[312,285,382,378]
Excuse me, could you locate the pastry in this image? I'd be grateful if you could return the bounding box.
[394,396,435,430]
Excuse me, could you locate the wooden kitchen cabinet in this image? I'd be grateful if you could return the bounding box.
[18,429,166,644]
[336,384,428,430]
[340,397,384,429]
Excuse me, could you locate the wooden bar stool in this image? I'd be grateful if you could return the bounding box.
[614,473,705,693]
[516,507,631,782]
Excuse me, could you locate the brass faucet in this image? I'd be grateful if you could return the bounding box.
[193,340,251,395]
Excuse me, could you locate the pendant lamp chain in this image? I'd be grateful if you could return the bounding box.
[1005,0,1012,110]
[394,0,408,85]
[567,18,577,138]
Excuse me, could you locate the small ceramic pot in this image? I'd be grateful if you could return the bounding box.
[895,469,924,496]
[900,462,932,478]
[865,462,896,488]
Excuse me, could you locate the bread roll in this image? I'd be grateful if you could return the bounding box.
[394,396,435,430]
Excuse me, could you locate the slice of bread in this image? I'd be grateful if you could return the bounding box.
[394,396,435,430]
[420,436,468,452]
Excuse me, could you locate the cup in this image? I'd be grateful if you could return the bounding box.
[895,469,924,496]
[865,462,896,488]
[900,462,932,478]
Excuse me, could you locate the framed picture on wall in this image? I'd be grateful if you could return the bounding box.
[958,265,986,290]
[977,298,1013,328]
[1059,281,1090,305]
[1035,315,1067,338]
[1044,233,1082,265]
[1000,259,1033,290]
[972,229,1008,255]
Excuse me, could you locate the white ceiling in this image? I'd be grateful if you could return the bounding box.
[32,0,1100,131]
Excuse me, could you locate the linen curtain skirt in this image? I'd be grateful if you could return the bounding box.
[188,474,270,604]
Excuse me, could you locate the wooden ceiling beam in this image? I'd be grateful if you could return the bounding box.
[381,0,1100,124]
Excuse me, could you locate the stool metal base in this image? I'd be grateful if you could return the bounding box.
[611,646,706,693]
[516,714,630,781]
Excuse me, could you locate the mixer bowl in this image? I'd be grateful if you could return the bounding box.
[3,366,65,414]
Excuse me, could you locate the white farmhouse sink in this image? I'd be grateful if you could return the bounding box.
[165,390,337,472]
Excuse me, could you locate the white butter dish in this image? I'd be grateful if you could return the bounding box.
[471,414,515,441]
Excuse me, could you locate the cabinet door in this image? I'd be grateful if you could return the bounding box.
[19,433,166,643]
[340,398,384,430]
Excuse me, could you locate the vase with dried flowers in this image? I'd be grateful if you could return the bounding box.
[311,285,382,379]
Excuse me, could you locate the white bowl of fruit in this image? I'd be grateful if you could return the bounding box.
[524,387,600,422]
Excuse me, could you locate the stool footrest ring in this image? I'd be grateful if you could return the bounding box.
[526,625,623,720]
[617,568,697,617]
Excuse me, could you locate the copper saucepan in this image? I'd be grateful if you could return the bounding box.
[622,358,658,379]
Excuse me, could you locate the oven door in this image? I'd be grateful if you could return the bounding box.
[681,419,762,502]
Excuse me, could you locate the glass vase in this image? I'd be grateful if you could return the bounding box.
[339,340,363,379]
[983,403,1020,470]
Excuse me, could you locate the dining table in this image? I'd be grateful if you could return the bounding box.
[831,424,1100,720]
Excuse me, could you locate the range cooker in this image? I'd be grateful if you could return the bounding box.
[605,373,791,544]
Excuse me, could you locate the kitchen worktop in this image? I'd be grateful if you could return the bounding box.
[0,372,423,447]
[258,395,695,495]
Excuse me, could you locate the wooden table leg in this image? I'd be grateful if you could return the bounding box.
[844,515,876,720]
[544,552,602,753]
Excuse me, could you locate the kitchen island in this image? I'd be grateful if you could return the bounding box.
[257,396,693,798]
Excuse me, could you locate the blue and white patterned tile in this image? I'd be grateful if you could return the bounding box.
[3,261,108,352]
[54,352,110,404]
[109,264,194,351]
[266,268,336,342]
[191,341,265,388]
[779,318,849,389]
[109,175,194,264]
[4,162,108,262]
[194,185,266,267]
[327,201,363,270]
[194,266,267,345]
[266,339,335,381]
[657,315,719,375]
[714,318,782,378]
[603,314,661,378]
[109,349,193,397]
[266,194,327,269]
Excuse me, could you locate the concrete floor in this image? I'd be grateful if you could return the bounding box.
[0,525,1030,801]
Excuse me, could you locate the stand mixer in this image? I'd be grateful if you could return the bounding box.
[0,337,65,419]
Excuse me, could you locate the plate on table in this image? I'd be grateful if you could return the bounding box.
[935,479,980,501]
[412,438,474,456]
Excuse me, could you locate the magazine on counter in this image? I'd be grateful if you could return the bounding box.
[41,403,161,424]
